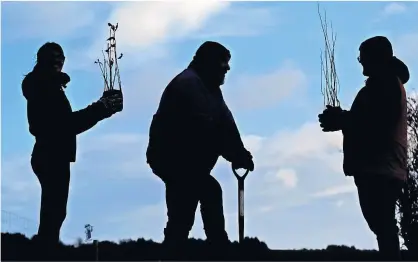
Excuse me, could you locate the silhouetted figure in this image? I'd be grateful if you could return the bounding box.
[22,42,123,258]
[318,36,409,260]
[146,41,254,257]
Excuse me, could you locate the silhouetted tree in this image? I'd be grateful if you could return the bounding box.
[397,96,418,254]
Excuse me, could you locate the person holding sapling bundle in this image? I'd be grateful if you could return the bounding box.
[22,42,123,258]
[318,36,409,260]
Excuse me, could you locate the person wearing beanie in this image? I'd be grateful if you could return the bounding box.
[22,42,123,259]
[146,41,254,257]
[318,36,409,259]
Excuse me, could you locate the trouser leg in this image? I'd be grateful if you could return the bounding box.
[32,157,71,246]
[199,175,229,245]
[355,175,403,260]
[163,178,199,256]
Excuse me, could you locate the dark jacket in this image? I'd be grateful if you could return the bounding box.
[22,70,105,162]
[146,68,248,176]
[342,69,409,181]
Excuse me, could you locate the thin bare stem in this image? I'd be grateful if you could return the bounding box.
[318,3,340,108]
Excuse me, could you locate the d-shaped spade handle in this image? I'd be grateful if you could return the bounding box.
[232,166,250,244]
[232,167,250,181]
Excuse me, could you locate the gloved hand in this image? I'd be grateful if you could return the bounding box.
[50,71,70,88]
[232,150,254,172]
[96,91,123,119]
[58,72,71,88]
[318,105,345,132]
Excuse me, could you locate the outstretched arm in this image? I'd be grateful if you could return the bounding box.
[27,90,108,138]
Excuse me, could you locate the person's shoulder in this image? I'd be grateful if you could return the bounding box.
[367,75,402,95]
[169,68,203,93]
[22,72,35,86]
[176,68,201,84]
[367,74,400,88]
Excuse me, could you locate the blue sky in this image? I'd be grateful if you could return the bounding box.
[2,1,418,250]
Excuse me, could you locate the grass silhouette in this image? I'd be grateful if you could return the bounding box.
[3,232,418,261]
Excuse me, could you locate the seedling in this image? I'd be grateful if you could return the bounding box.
[94,22,123,98]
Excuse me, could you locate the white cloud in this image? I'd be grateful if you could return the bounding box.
[116,62,184,115]
[76,132,150,180]
[312,183,357,198]
[85,1,231,66]
[225,60,308,110]
[391,32,418,93]
[246,122,343,170]
[1,157,40,206]
[193,6,278,38]
[103,2,229,50]
[335,200,345,208]
[1,2,98,42]
[382,3,407,16]
[396,33,418,65]
[275,168,298,189]
[83,2,280,70]
[2,1,282,76]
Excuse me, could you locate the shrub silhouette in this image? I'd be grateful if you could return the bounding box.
[2,232,417,261]
[397,96,418,256]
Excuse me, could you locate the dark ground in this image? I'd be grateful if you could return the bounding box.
[2,233,417,261]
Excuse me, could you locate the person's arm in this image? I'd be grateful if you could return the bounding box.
[218,102,249,163]
[70,102,107,135]
[27,88,107,138]
[344,77,402,140]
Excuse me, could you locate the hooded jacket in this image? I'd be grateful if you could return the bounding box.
[146,67,248,177]
[22,69,105,162]
[342,57,409,181]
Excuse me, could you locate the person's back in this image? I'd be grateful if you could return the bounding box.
[22,69,78,162]
[342,73,408,181]
[147,67,227,175]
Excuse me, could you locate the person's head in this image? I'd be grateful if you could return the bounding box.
[189,41,231,87]
[358,36,410,84]
[36,42,65,72]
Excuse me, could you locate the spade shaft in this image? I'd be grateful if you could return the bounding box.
[232,167,250,244]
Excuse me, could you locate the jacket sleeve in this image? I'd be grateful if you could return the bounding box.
[342,77,402,141]
[27,87,104,138]
[70,103,104,135]
[219,102,248,163]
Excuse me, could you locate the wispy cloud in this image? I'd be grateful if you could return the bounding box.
[226,60,308,110]
[311,183,357,198]
[1,2,101,42]
[382,3,407,16]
